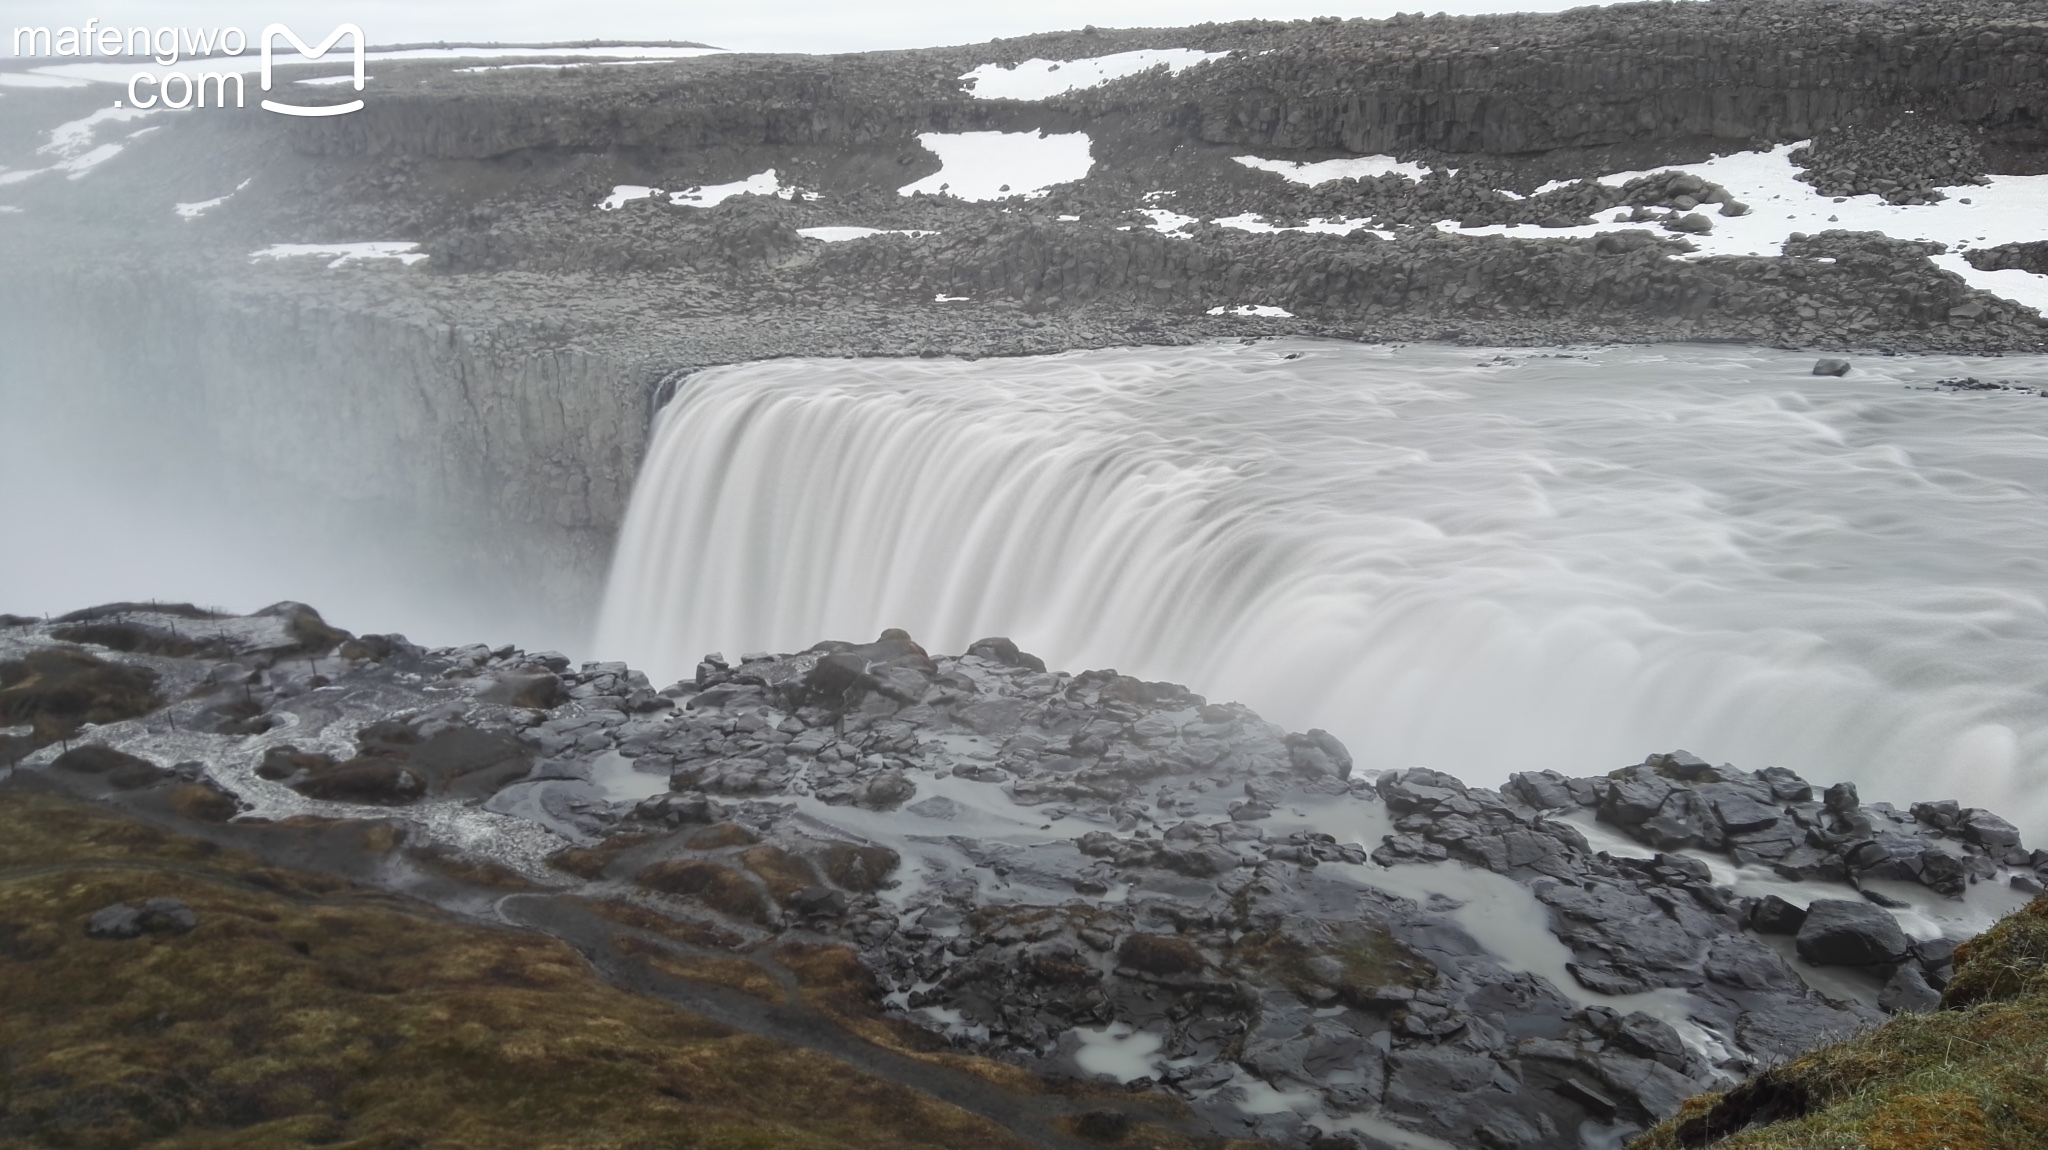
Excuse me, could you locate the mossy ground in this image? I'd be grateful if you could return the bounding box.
[1631,897,2048,1150]
[0,788,1044,1150]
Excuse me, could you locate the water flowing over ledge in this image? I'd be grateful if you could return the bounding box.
[598,341,2048,830]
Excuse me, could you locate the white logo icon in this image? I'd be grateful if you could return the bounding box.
[259,23,364,117]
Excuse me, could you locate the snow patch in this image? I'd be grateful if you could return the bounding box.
[899,131,1094,201]
[175,178,251,220]
[249,242,427,268]
[1138,207,1198,236]
[597,185,658,211]
[961,48,1227,101]
[40,105,156,159]
[1207,304,1295,318]
[598,171,811,212]
[796,227,937,243]
[54,144,124,179]
[1215,212,1396,239]
[1445,142,2048,313]
[1234,153,1436,185]
[669,169,787,207]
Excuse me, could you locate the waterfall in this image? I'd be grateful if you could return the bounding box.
[597,341,2048,831]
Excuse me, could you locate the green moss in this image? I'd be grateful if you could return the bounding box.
[1631,896,2048,1150]
[0,789,1041,1150]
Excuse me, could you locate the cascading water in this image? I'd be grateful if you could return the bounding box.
[597,341,2048,832]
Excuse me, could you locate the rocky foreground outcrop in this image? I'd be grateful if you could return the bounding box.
[5,603,2039,1148]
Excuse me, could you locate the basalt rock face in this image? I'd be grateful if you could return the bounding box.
[9,604,2037,1149]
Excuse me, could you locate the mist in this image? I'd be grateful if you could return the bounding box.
[0,351,591,657]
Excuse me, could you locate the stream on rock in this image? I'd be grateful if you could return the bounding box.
[598,340,2048,836]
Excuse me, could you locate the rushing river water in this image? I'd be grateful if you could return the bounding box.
[597,341,2048,832]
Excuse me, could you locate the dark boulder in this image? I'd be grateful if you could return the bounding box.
[1376,767,1468,812]
[1611,1011,1690,1071]
[1910,799,1961,830]
[1756,767,1814,802]
[964,636,1047,672]
[1285,728,1353,780]
[1795,899,1911,966]
[1812,357,1852,376]
[1709,791,1782,834]
[800,632,938,708]
[859,771,916,809]
[1647,750,1716,780]
[1639,788,1725,850]
[1879,961,1941,1014]
[1960,809,2022,850]
[1507,770,1576,810]
[1599,769,1673,826]
[1750,895,1808,935]
[86,898,197,940]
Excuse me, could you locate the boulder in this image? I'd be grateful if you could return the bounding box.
[1285,728,1353,780]
[1599,771,1673,826]
[1910,799,1961,830]
[859,771,917,809]
[1709,792,1782,834]
[86,898,197,940]
[1756,767,1814,802]
[474,670,562,709]
[1960,809,2022,850]
[1648,750,1716,780]
[1750,894,1808,935]
[1879,961,1941,1014]
[1812,357,1852,376]
[1376,767,1468,812]
[1639,788,1724,850]
[964,636,1047,672]
[1795,899,1911,966]
[1611,1011,1690,1071]
[1507,770,1576,810]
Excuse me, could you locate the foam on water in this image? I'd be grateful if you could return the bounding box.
[598,341,2048,836]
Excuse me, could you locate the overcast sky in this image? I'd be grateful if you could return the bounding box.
[8,1,1608,55]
